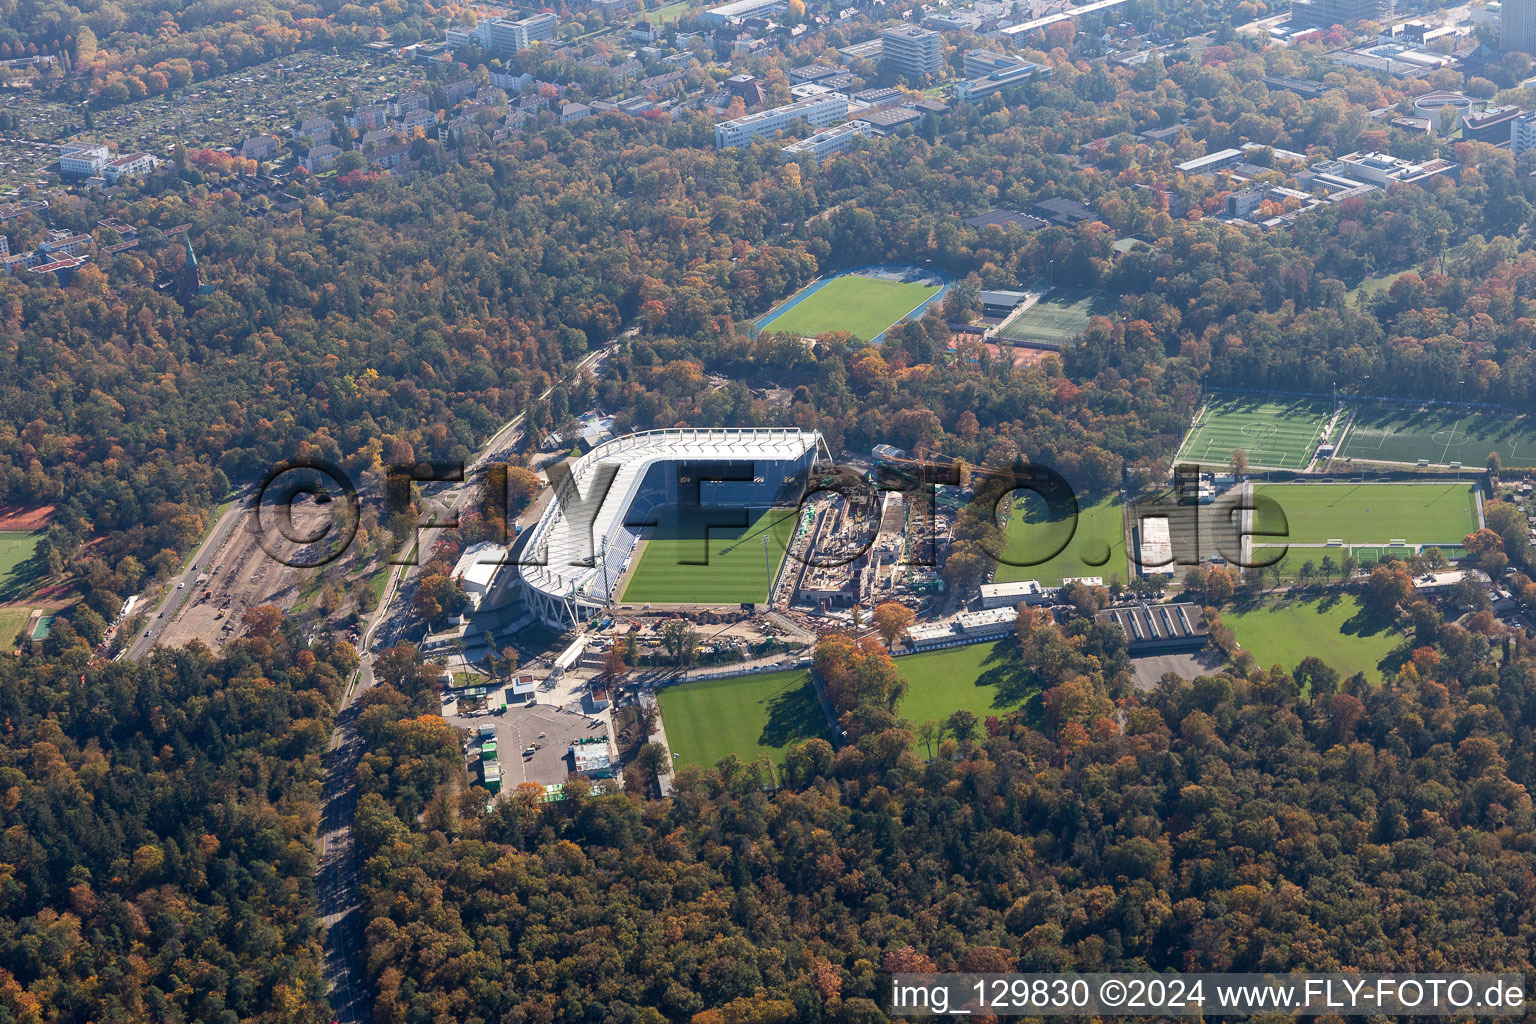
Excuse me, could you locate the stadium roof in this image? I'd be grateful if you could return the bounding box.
[517,427,824,621]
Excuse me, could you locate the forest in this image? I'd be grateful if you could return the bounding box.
[0,609,356,1023]
[345,596,1536,1023]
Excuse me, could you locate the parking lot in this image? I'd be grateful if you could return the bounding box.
[446,702,611,788]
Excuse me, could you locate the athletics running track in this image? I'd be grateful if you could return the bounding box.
[753,263,952,344]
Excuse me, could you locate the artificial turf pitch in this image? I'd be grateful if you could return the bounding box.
[1251,483,1479,547]
[758,274,940,342]
[1175,393,1334,470]
[1337,404,1536,469]
[657,669,824,768]
[997,287,1117,346]
[993,496,1127,587]
[618,507,797,605]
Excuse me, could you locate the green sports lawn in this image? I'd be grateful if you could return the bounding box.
[894,641,1038,725]
[1176,393,1334,470]
[997,287,1117,346]
[1338,404,1536,469]
[993,495,1126,587]
[759,274,940,342]
[619,507,797,605]
[1225,594,1404,684]
[658,669,824,768]
[0,606,34,647]
[1252,482,1479,547]
[0,531,44,603]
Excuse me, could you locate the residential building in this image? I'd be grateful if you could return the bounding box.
[301,143,341,172]
[241,135,278,161]
[1504,0,1536,52]
[1513,109,1536,155]
[630,19,659,42]
[560,101,592,124]
[0,200,48,222]
[714,94,848,148]
[59,142,110,178]
[293,116,334,145]
[779,121,871,161]
[881,26,943,79]
[103,152,156,183]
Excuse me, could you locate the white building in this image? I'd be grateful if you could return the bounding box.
[881,25,943,79]
[714,94,849,148]
[241,135,279,160]
[302,144,341,172]
[700,0,786,24]
[1513,109,1536,157]
[59,142,109,178]
[979,579,1048,608]
[103,152,157,183]
[1320,151,1461,188]
[780,121,871,161]
[952,59,1047,101]
[293,116,334,145]
[454,541,509,609]
[474,12,558,53]
[560,101,592,124]
[515,427,826,626]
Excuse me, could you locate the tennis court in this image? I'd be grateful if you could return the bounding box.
[1337,403,1536,469]
[1251,482,1480,547]
[1175,393,1335,470]
[997,287,1118,346]
[619,507,797,605]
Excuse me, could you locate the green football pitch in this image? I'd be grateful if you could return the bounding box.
[993,495,1126,587]
[1176,393,1334,470]
[1225,594,1403,684]
[1337,404,1536,469]
[758,273,941,342]
[619,507,797,605]
[657,669,824,768]
[997,287,1117,346]
[894,641,1038,726]
[1252,483,1479,548]
[0,531,44,603]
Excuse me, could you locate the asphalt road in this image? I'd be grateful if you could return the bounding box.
[316,340,614,1024]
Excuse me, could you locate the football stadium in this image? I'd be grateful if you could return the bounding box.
[516,428,828,626]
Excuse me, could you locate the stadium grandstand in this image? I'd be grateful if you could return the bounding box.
[515,427,829,626]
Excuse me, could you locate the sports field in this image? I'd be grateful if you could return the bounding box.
[895,640,1037,725]
[993,495,1126,587]
[0,531,44,603]
[997,287,1117,346]
[1176,393,1334,470]
[657,669,824,768]
[1226,594,1403,684]
[758,272,942,342]
[1337,403,1536,469]
[0,606,34,647]
[1252,483,1479,547]
[619,507,797,605]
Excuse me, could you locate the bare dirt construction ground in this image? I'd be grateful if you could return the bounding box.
[157,496,382,652]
